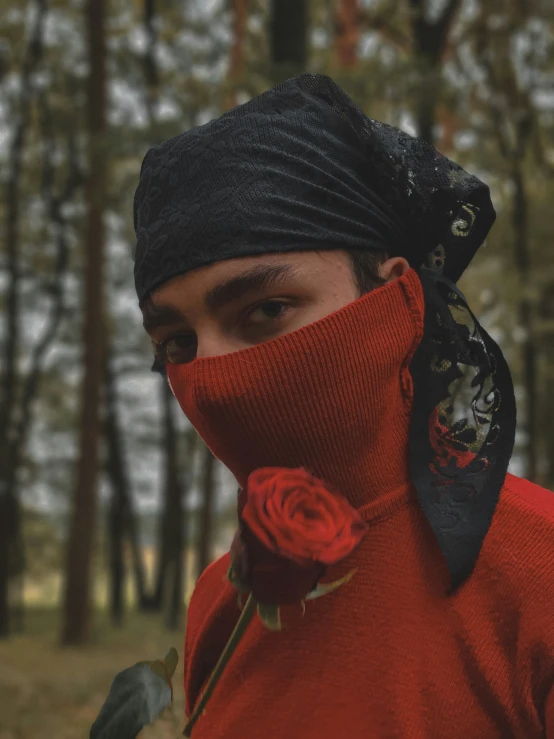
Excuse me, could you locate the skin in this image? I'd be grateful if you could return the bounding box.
[142,250,410,366]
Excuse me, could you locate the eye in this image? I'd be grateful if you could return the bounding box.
[153,334,197,365]
[151,300,293,368]
[245,300,291,326]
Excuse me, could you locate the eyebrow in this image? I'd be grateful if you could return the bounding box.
[142,263,298,334]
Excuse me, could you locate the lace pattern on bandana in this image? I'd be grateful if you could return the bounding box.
[411,264,515,593]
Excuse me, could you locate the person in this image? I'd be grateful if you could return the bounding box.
[133,74,554,738]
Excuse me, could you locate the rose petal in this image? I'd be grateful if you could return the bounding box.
[241,466,369,573]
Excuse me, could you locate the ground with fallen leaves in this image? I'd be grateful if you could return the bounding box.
[0,608,186,739]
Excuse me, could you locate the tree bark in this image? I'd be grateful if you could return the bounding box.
[539,284,554,488]
[126,495,149,610]
[166,427,196,630]
[479,18,537,479]
[61,0,107,646]
[166,451,184,631]
[143,0,158,121]
[104,345,126,625]
[225,0,247,110]
[107,486,125,626]
[151,378,181,609]
[5,102,80,635]
[197,445,216,578]
[268,0,309,85]
[334,0,360,68]
[409,0,461,144]
[104,344,148,615]
[512,162,537,481]
[0,0,48,640]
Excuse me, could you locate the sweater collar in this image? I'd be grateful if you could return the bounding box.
[167,268,424,520]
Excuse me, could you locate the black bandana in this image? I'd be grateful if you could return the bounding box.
[133,73,516,595]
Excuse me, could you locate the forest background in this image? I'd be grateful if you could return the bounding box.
[1,0,553,736]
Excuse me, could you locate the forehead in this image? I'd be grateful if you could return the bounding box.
[145,250,342,306]
[148,254,288,304]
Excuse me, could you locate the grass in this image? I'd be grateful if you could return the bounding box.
[0,607,187,739]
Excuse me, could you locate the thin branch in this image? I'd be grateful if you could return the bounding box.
[359,8,410,52]
[12,92,83,455]
[0,0,48,457]
[435,0,462,55]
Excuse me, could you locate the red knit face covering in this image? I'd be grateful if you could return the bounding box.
[166,269,425,515]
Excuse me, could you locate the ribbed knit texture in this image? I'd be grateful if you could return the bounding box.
[183,476,554,738]
[167,269,423,518]
[166,270,554,738]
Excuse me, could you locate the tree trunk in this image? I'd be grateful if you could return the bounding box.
[512,163,537,481]
[138,0,182,615]
[6,102,80,636]
[480,20,537,480]
[540,285,554,488]
[409,0,461,144]
[166,427,196,630]
[126,499,148,610]
[166,493,184,632]
[104,345,126,625]
[268,0,309,85]
[143,0,158,121]
[61,0,107,646]
[225,0,247,110]
[108,490,125,626]
[335,0,360,68]
[197,445,216,578]
[0,0,48,640]
[150,379,177,609]
[547,379,554,489]
[104,344,148,614]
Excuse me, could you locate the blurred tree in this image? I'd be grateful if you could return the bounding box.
[143,0,159,121]
[455,0,553,481]
[61,0,107,645]
[132,0,198,621]
[104,341,149,623]
[334,0,361,68]
[105,352,126,626]
[151,380,183,611]
[166,425,197,630]
[269,0,309,84]
[8,94,82,632]
[408,0,461,144]
[0,0,243,634]
[22,508,63,580]
[0,0,48,639]
[197,446,216,578]
[225,0,248,109]
[355,0,554,482]
[360,0,461,145]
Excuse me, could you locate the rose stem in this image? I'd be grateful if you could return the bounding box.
[183,592,257,737]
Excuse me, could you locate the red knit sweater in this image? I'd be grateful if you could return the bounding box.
[173,271,554,738]
[184,474,554,738]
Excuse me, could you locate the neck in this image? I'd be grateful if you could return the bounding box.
[167,269,425,517]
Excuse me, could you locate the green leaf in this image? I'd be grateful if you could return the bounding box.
[227,563,250,593]
[163,647,179,680]
[89,649,178,739]
[257,602,282,631]
[304,568,357,601]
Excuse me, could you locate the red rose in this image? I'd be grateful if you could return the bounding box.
[230,467,368,605]
[184,468,368,736]
[243,467,368,566]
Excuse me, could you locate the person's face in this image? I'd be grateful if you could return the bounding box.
[142,250,409,366]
